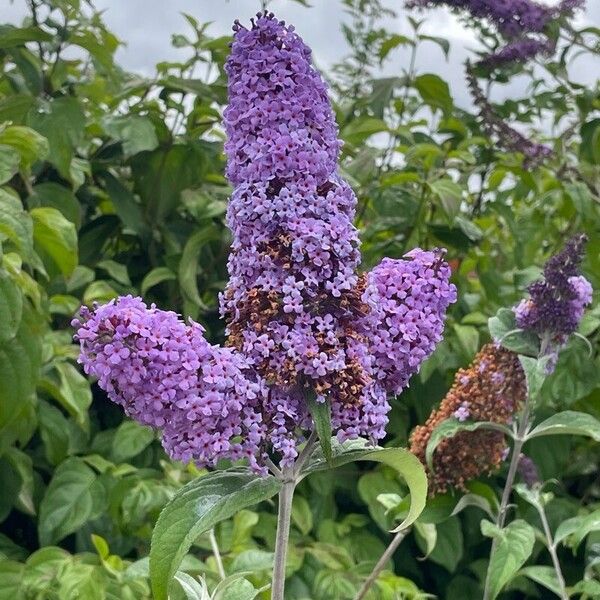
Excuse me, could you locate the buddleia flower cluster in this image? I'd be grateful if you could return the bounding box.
[409,0,585,166]
[74,13,456,473]
[410,343,526,494]
[514,234,592,370]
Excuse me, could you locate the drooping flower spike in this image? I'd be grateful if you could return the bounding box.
[410,343,526,495]
[74,13,456,472]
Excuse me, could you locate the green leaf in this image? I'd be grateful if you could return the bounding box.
[38,457,106,545]
[111,420,155,462]
[292,495,313,536]
[141,266,177,296]
[519,355,549,401]
[0,192,35,263]
[51,362,92,426]
[527,411,600,442]
[213,576,258,600]
[0,125,49,170]
[28,97,86,179]
[414,74,453,113]
[0,308,42,454]
[0,25,52,49]
[306,393,332,463]
[518,566,562,596]
[481,519,535,599]
[102,115,159,158]
[421,517,463,572]
[0,145,20,184]
[0,271,23,342]
[31,207,78,277]
[414,521,437,558]
[29,183,81,228]
[488,308,539,355]
[555,509,600,548]
[4,447,35,515]
[342,117,388,144]
[0,560,24,600]
[96,259,131,286]
[304,439,427,533]
[173,572,210,600]
[149,469,281,600]
[429,179,462,221]
[379,34,412,61]
[179,226,221,307]
[425,418,512,470]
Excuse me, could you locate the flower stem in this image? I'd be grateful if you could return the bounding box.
[209,528,226,581]
[271,432,318,600]
[271,473,296,600]
[483,393,532,599]
[353,528,410,600]
[537,502,569,600]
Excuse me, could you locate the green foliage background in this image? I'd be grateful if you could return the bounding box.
[0,0,599,598]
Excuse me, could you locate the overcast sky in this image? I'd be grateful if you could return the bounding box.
[5,0,600,108]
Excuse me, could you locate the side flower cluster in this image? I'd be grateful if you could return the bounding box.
[72,296,268,471]
[410,343,526,494]
[514,234,592,368]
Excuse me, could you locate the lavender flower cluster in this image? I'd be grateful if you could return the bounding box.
[73,296,268,471]
[514,234,592,348]
[74,13,456,472]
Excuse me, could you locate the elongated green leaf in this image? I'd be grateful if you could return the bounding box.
[141,266,176,296]
[111,420,155,462]
[555,509,600,548]
[150,470,281,600]
[178,226,221,308]
[527,411,600,442]
[306,392,332,463]
[518,566,561,595]
[0,144,20,184]
[173,572,210,600]
[481,519,535,599]
[414,73,453,113]
[425,418,512,469]
[28,97,85,179]
[304,439,427,533]
[0,25,52,49]
[31,207,78,277]
[0,271,23,342]
[519,355,550,400]
[102,115,158,158]
[0,308,42,454]
[38,457,106,545]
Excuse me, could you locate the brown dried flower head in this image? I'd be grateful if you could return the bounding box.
[410,343,526,495]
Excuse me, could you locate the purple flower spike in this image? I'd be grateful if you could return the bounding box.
[74,13,457,472]
[514,234,592,343]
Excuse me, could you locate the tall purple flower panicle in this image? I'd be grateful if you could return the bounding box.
[221,12,456,453]
[72,296,268,471]
[74,13,456,473]
[514,234,592,344]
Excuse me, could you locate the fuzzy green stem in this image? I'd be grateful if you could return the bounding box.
[537,502,569,600]
[354,528,410,600]
[483,372,536,599]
